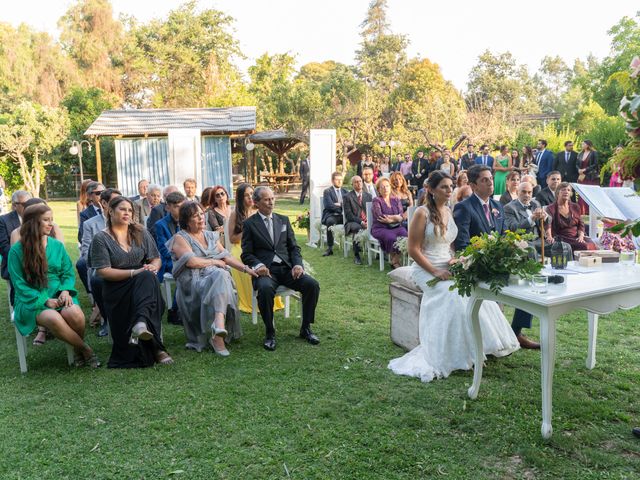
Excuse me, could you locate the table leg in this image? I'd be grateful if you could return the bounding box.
[467,297,484,400]
[586,312,598,370]
[539,313,556,439]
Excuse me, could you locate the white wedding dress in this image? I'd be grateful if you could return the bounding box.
[388,212,519,382]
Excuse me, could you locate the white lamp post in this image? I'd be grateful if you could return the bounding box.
[69,140,92,183]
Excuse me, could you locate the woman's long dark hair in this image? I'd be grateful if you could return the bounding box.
[106,196,144,246]
[233,183,253,235]
[19,204,51,288]
[425,171,453,238]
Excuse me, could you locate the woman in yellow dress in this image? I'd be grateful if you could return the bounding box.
[228,183,284,313]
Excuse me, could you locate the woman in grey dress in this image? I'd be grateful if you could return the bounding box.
[169,201,257,356]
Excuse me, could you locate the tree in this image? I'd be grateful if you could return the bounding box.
[534,55,572,114]
[390,58,466,146]
[466,50,540,114]
[58,0,125,97]
[0,102,69,196]
[122,1,247,108]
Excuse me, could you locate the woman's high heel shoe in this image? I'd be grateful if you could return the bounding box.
[129,322,153,345]
[211,323,228,339]
[209,336,230,357]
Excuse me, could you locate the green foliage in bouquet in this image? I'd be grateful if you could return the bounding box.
[428,230,542,297]
[293,210,311,230]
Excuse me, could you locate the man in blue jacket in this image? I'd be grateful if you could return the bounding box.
[474,145,494,169]
[535,139,555,188]
[155,191,186,325]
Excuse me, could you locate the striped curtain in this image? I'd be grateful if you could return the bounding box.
[201,136,233,198]
[115,138,169,196]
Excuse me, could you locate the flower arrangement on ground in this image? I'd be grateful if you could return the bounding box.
[393,236,408,257]
[428,230,542,296]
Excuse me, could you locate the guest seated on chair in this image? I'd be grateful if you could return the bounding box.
[241,186,320,351]
[321,172,348,257]
[183,178,200,202]
[228,183,284,313]
[343,175,372,265]
[78,182,104,243]
[535,171,562,207]
[545,182,597,252]
[362,166,378,198]
[155,191,185,325]
[499,171,520,205]
[371,177,408,269]
[504,182,549,253]
[147,185,178,240]
[169,201,257,355]
[134,183,161,225]
[205,185,231,233]
[390,171,413,226]
[8,204,99,367]
[11,197,66,345]
[90,196,172,368]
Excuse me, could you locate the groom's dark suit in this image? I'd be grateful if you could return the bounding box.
[241,211,320,339]
[453,194,533,336]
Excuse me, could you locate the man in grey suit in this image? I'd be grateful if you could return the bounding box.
[343,175,372,265]
[80,188,121,336]
[0,190,31,304]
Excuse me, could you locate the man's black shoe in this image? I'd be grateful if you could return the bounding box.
[300,328,320,345]
[354,254,362,265]
[322,248,333,257]
[633,427,640,439]
[263,336,277,351]
[167,308,182,325]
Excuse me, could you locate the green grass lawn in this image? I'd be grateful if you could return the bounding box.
[0,200,638,479]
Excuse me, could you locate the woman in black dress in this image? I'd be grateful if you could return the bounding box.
[90,196,172,368]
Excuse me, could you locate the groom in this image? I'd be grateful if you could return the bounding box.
[241,186,320,351]
[453,165,540,349]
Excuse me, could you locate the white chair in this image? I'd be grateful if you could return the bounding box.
[7,285,74,374]
[251,286,301,325]
[341,210,351,258]
[403,205,418,265]
[162,272,175,312]
[365,202,385,271]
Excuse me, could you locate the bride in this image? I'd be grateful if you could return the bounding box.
[388,171,519,382]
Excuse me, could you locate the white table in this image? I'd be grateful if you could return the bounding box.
[466,263,640,439]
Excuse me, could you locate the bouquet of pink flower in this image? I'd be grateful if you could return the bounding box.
[293,210,310,230]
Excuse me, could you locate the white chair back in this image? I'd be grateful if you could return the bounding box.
[223,217,231,250]
[366,202,373,236]
[406,205,417,233]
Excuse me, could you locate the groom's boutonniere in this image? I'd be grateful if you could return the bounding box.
[491,208,500,217]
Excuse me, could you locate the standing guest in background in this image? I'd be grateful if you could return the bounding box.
[228,183,285,313]
[170,201,257,355]
[241,186,320,351]
[390,153,402,172]
[545,182,597,251]
[389,171,414,226]
[522,146,536,177]
[321,172,348,257]
[78,182,104,243]
[76,179,94,224]
[535,139,555,188]
[130,179,149,202]
[80,189,121,338]
[200,187,213,211]
[475,145,494,168]
[9,204,100,367]
[91,196,172,367]
[499,171,520,205]
[358,153,376,178]
[379,155,391,175]
[577,140,600,214]
[134,183,160,225]
[553,141,579,183]
[459,144,476,171]
[493,145,512,197]
[206,186,231,233]
[155,191,186,325]
[343,175,372,265]
[535,171,562,207]
[183,178,200,202]
[299,157,310,204]
[411,150,429,189]
[147,185,178,240]
[521,174,541,197]
[451,185,472,207]
[437,151,456,177]
[511,148,524,175]
[371,177,407,269]
[399,153,413,185]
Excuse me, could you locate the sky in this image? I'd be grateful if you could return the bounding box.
[2,0,639,91]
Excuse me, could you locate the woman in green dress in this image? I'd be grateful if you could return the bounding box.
[492,145,512,196]
[8,204,100,367]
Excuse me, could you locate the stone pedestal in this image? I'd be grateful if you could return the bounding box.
[389,282,422,351]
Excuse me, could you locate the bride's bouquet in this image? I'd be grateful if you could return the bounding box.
[428,230,542,296]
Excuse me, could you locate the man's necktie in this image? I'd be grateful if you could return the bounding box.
[265,216,274,244]
[483,203,491,223]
